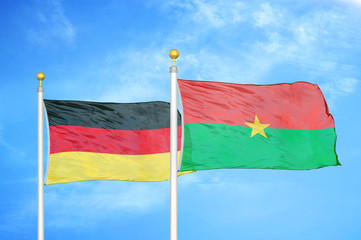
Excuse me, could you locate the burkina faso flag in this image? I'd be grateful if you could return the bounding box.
[177,79,340,172]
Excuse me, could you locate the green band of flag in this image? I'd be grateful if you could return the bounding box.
[180,123,338,171]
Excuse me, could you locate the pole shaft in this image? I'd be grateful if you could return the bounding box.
[170,66,178,240]
[37,87,44,240]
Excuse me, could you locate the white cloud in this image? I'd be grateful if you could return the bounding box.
[324,77,359,96]
[45,181,169,228]
[319,78,359,108]
[164,0,246,28]
[337,78,358,93]
[27,0,75,45]
[178,172,202,186]
[246,2,361,93]
[0,201,36,234]
[96,48,171,102]
[0,126,26,158]
[53,1,360,106]
[192,0,245,27]
[332,0,361,7]
[0,174,200,231]
[293,26,316,45]
[253,2,283,28]
[180,171,300,224]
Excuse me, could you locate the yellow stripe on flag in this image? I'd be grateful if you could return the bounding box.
[46,151,193,185]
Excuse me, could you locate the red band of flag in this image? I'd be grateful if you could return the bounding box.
[49,125,182,155]
[178,79,335,130]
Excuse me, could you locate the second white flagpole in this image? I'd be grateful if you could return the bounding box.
[37,72,45,240]
[169,49,179,240]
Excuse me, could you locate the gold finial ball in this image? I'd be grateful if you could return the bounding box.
[169,49,179,60]
[36,72,45,81]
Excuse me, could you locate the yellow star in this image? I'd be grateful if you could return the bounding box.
[245,115,271,138]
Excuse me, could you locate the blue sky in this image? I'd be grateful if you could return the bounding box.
[1,0,361,239]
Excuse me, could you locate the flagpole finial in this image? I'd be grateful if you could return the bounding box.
[169,49,179,66]
[36,72,45,87]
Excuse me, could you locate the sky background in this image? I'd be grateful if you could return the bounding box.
[1,0,361,239]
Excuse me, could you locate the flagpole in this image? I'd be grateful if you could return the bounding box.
[37,72,45,240]
[169,49,179,240]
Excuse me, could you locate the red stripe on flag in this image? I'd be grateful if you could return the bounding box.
[178,80,335,130]
[49,125,182,155]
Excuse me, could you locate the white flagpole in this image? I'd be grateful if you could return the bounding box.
[169,49,179,240]
[37,72,45,240]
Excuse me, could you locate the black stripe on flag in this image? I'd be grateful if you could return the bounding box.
[44,100,181,130]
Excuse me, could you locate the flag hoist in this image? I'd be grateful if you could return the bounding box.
[169,49,179,240]
[37,72,45,240]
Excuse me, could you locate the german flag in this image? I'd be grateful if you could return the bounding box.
[44,100,188,185]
